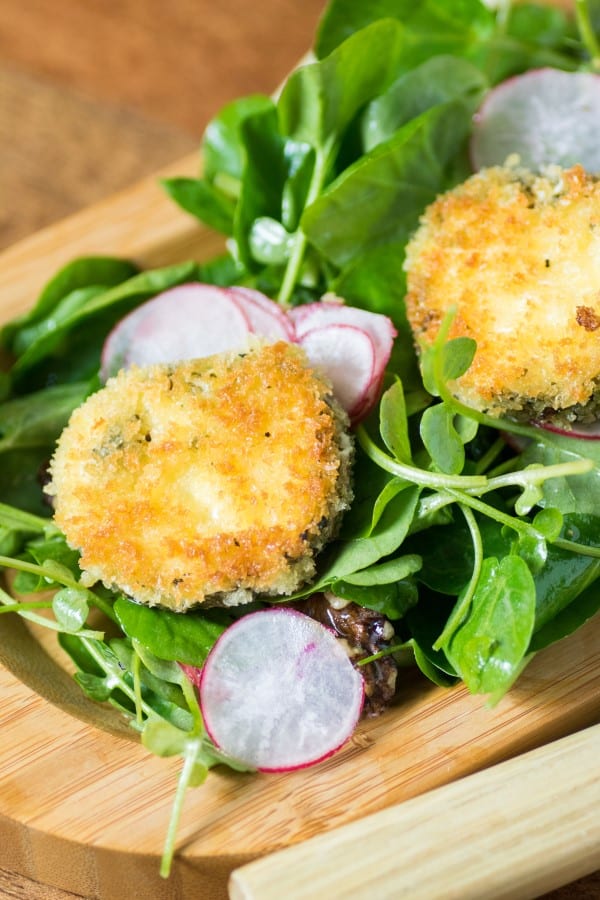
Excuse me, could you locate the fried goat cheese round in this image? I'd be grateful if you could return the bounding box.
[47,342,353,611]
[404,164,600,424]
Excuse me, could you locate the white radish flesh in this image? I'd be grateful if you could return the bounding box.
[199,608,364,772]
[229,287,295,340]
[123,284,251,369]
[101,304,149,381]
[299,324,376,419]
[291,301,396,419]
[471,68,600,173]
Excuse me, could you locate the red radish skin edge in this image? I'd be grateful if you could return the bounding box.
[100,283,396,422]
[196,608,365,773]
[535,420,600,441]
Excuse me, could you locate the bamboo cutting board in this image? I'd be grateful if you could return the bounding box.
[0,157,600,900]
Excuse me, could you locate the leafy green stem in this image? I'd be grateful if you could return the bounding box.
[575,0,600,70]
[433,504,483,649]
[356,425,488,490]
[80,636,156,718]
[277,142,332,306]
[160,739,203,878]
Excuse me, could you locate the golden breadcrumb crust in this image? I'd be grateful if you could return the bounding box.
[48,342,353,611]
[404,164,600,420]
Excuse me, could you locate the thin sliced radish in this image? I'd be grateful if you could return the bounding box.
[229,287,295,340]
[102,284,251,377]
[471,68,600,173]
[536,419,600,440]
[299,324,376,419]
[199,608,364,772]
[101,304,149,381]
[290,301,396,419]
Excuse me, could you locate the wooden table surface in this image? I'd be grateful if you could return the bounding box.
[0,1,598,898]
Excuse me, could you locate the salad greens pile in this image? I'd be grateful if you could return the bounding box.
[1,0,600,877]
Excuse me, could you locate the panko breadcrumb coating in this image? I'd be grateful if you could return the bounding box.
[47,342,353,611]
[404,164,600,423]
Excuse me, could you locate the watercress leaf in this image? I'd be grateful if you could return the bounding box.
[302,101,472,268]
[363,55,488,152]
[380,379,412,464]
[161,177,236,234]
[142,717,188,758]
[132,640,188,687]
[0,447,57,514]
[315,0,495,59]
[1,257,139,353]
[369,477,413,534]
[331,578,418,619]
[420,402,465,475]
[281,140,316,231]
[532,514,600,633]
[506,2,578,50]
[248,217,294,265]
[52,588,89,632]
[114,597,228,667]
[341,553,422,586]
[59,631,105,675]
[514,480,544,517]
[280,19,406,151]
[74,671,115,703]
[533,507,563,542]
[410,640,457,686]
[454,414,479,445]
[0,382,90,451]
[444,555,536,696]
[10,262,199,391]
[314,485,421,585]
[530,578,600,652]
[234,106,289,268]
[520,433,600,515]
[202,94,275,182]
[442,336,477,381]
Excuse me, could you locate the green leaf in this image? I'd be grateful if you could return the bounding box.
[0,382,89,452]
[114,597,228,667]
[302,102,472,268]
[442,336,477,381]
[52,588,90,632]
[161,177,236,234]
[380,379,412,464]
[312,485,421,587]
[315,0,495,59]
[341,553,422,586]
[363,55,488,151]
[279,19,406,150]
[331,578,418,619]
[420,403,465,475]
[142,717,188,757]
[2,257,139,354]
[202,94,275,182]
[444,555,536,696]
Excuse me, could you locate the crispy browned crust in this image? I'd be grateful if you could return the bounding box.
[404,164,600,419]
[48,342,353,611]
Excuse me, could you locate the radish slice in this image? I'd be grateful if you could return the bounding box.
[199,608,364,772]
[229,287,295,340]
[536,419,600,441]
[290,301,396,420]
[471,68,600,173]
[299,324,376,419]
[101,284,251,378]
[101,304,149,381]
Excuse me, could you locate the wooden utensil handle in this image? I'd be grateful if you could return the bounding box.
[229,722,600,900]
